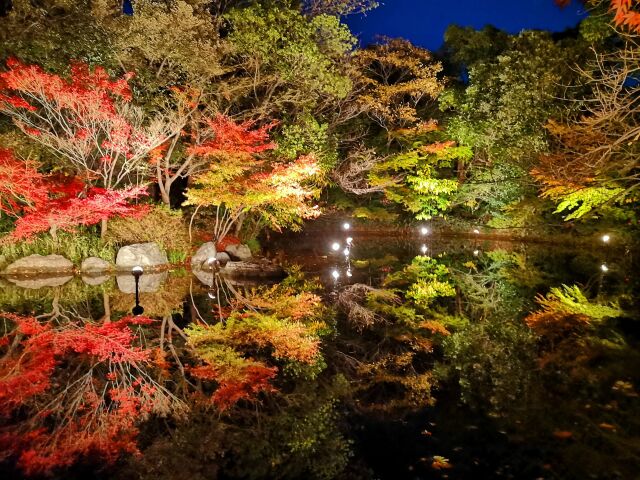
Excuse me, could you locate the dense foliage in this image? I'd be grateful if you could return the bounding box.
[0,1,639,478]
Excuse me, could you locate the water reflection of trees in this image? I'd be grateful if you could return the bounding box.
[0,268,349,478]
[0,244,638,478]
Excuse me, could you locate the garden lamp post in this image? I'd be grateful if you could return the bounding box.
[131,265,144,315]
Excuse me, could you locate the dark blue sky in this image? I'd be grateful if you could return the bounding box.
[345,0,588,50]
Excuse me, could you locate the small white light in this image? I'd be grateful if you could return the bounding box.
[207,291,216,300]
[602,234,610,243]
[331,242,341,251]
[473,250,479,256]
[343,222,351,230]
[601,263,609,272]
[346,269,352,277]
[132,265,143,274]
[343,247,350,257]
[473,229,480,234]
[346,237,353,245]
[420,244,428,254]
[331,270,340,280]
[420,227,429,235]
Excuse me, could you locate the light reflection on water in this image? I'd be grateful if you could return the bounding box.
[0,231,637,479]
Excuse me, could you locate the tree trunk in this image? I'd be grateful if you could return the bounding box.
[103,291,111,322]
[49,225,58,243]
[100,217,108,239]
[160,180,171,205]
[457,158,467,184]
[234,212,245,236]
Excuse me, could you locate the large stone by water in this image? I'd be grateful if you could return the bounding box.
[190,242,217,269]
[192,259,284,286]
[81,257,113,274]
[116,271,168,293]
[225,244,252,261]
[216,252,231,265]
[4,254,74,274]
[115,243,168,270]
[221,260,283,279]
[192,267,216,287]
[82,274,110,286]
[7,275,73,289]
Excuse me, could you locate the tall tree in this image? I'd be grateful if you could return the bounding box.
[352,38,444,132]
[184,115,321,241]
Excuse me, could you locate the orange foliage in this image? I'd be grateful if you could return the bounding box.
[216,234,241,251]
[524,308,590,337]
[611,0,640,33]
[189,361,277,411]
[211,365,277,411]
[419,320,451,336]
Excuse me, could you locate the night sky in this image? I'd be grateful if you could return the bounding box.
[345,0,588,50]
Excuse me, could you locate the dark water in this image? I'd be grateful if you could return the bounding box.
[0,227,638,480]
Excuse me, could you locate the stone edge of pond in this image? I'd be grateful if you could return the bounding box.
[0,260,286,281]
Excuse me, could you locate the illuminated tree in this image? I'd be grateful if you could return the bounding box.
[221,4,355,120]
[0,59,176,190]
[353,38,444,130]
[7,184,149,241]
[92,0,224,86]
[368,123,472,219]
[184,115,321,241]
[0,148,48,217]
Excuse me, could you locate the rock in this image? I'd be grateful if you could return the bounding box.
[221,261,284,279]
[82,274,110,286]
[116,271,168,293]
[216,252,231,265]
[225,243,252,261]
[190,242,217,269]
[192,267,217,287]
[81,257,113,274]
[193,259,283,286]
[7,275,73,289]
[115,243,168,270]
[4,254,74,274]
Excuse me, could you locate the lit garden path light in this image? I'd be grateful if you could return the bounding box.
[131,266,144,315]
[328,220,355,286]
[596,233,612,299]
[472,227,481,256]
[601,233,612,264]
[418,225,431,258]
[331,268,341,287]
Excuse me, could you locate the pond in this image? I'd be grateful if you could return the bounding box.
[0,224,638,480]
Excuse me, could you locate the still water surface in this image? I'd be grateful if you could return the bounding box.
[0,229,638,479]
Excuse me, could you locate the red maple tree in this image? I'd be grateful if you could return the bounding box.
[0,313,182,476]
[0,148,48,217]
[7,183,149,242]
[0,59,174,190]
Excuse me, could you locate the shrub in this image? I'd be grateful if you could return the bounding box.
[105,205,190,255]
[0,229,115,269]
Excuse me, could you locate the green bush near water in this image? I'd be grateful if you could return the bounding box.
[0,230,115,270]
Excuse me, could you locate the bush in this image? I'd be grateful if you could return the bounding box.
[0,229,115,269]
[105,205,191,256]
